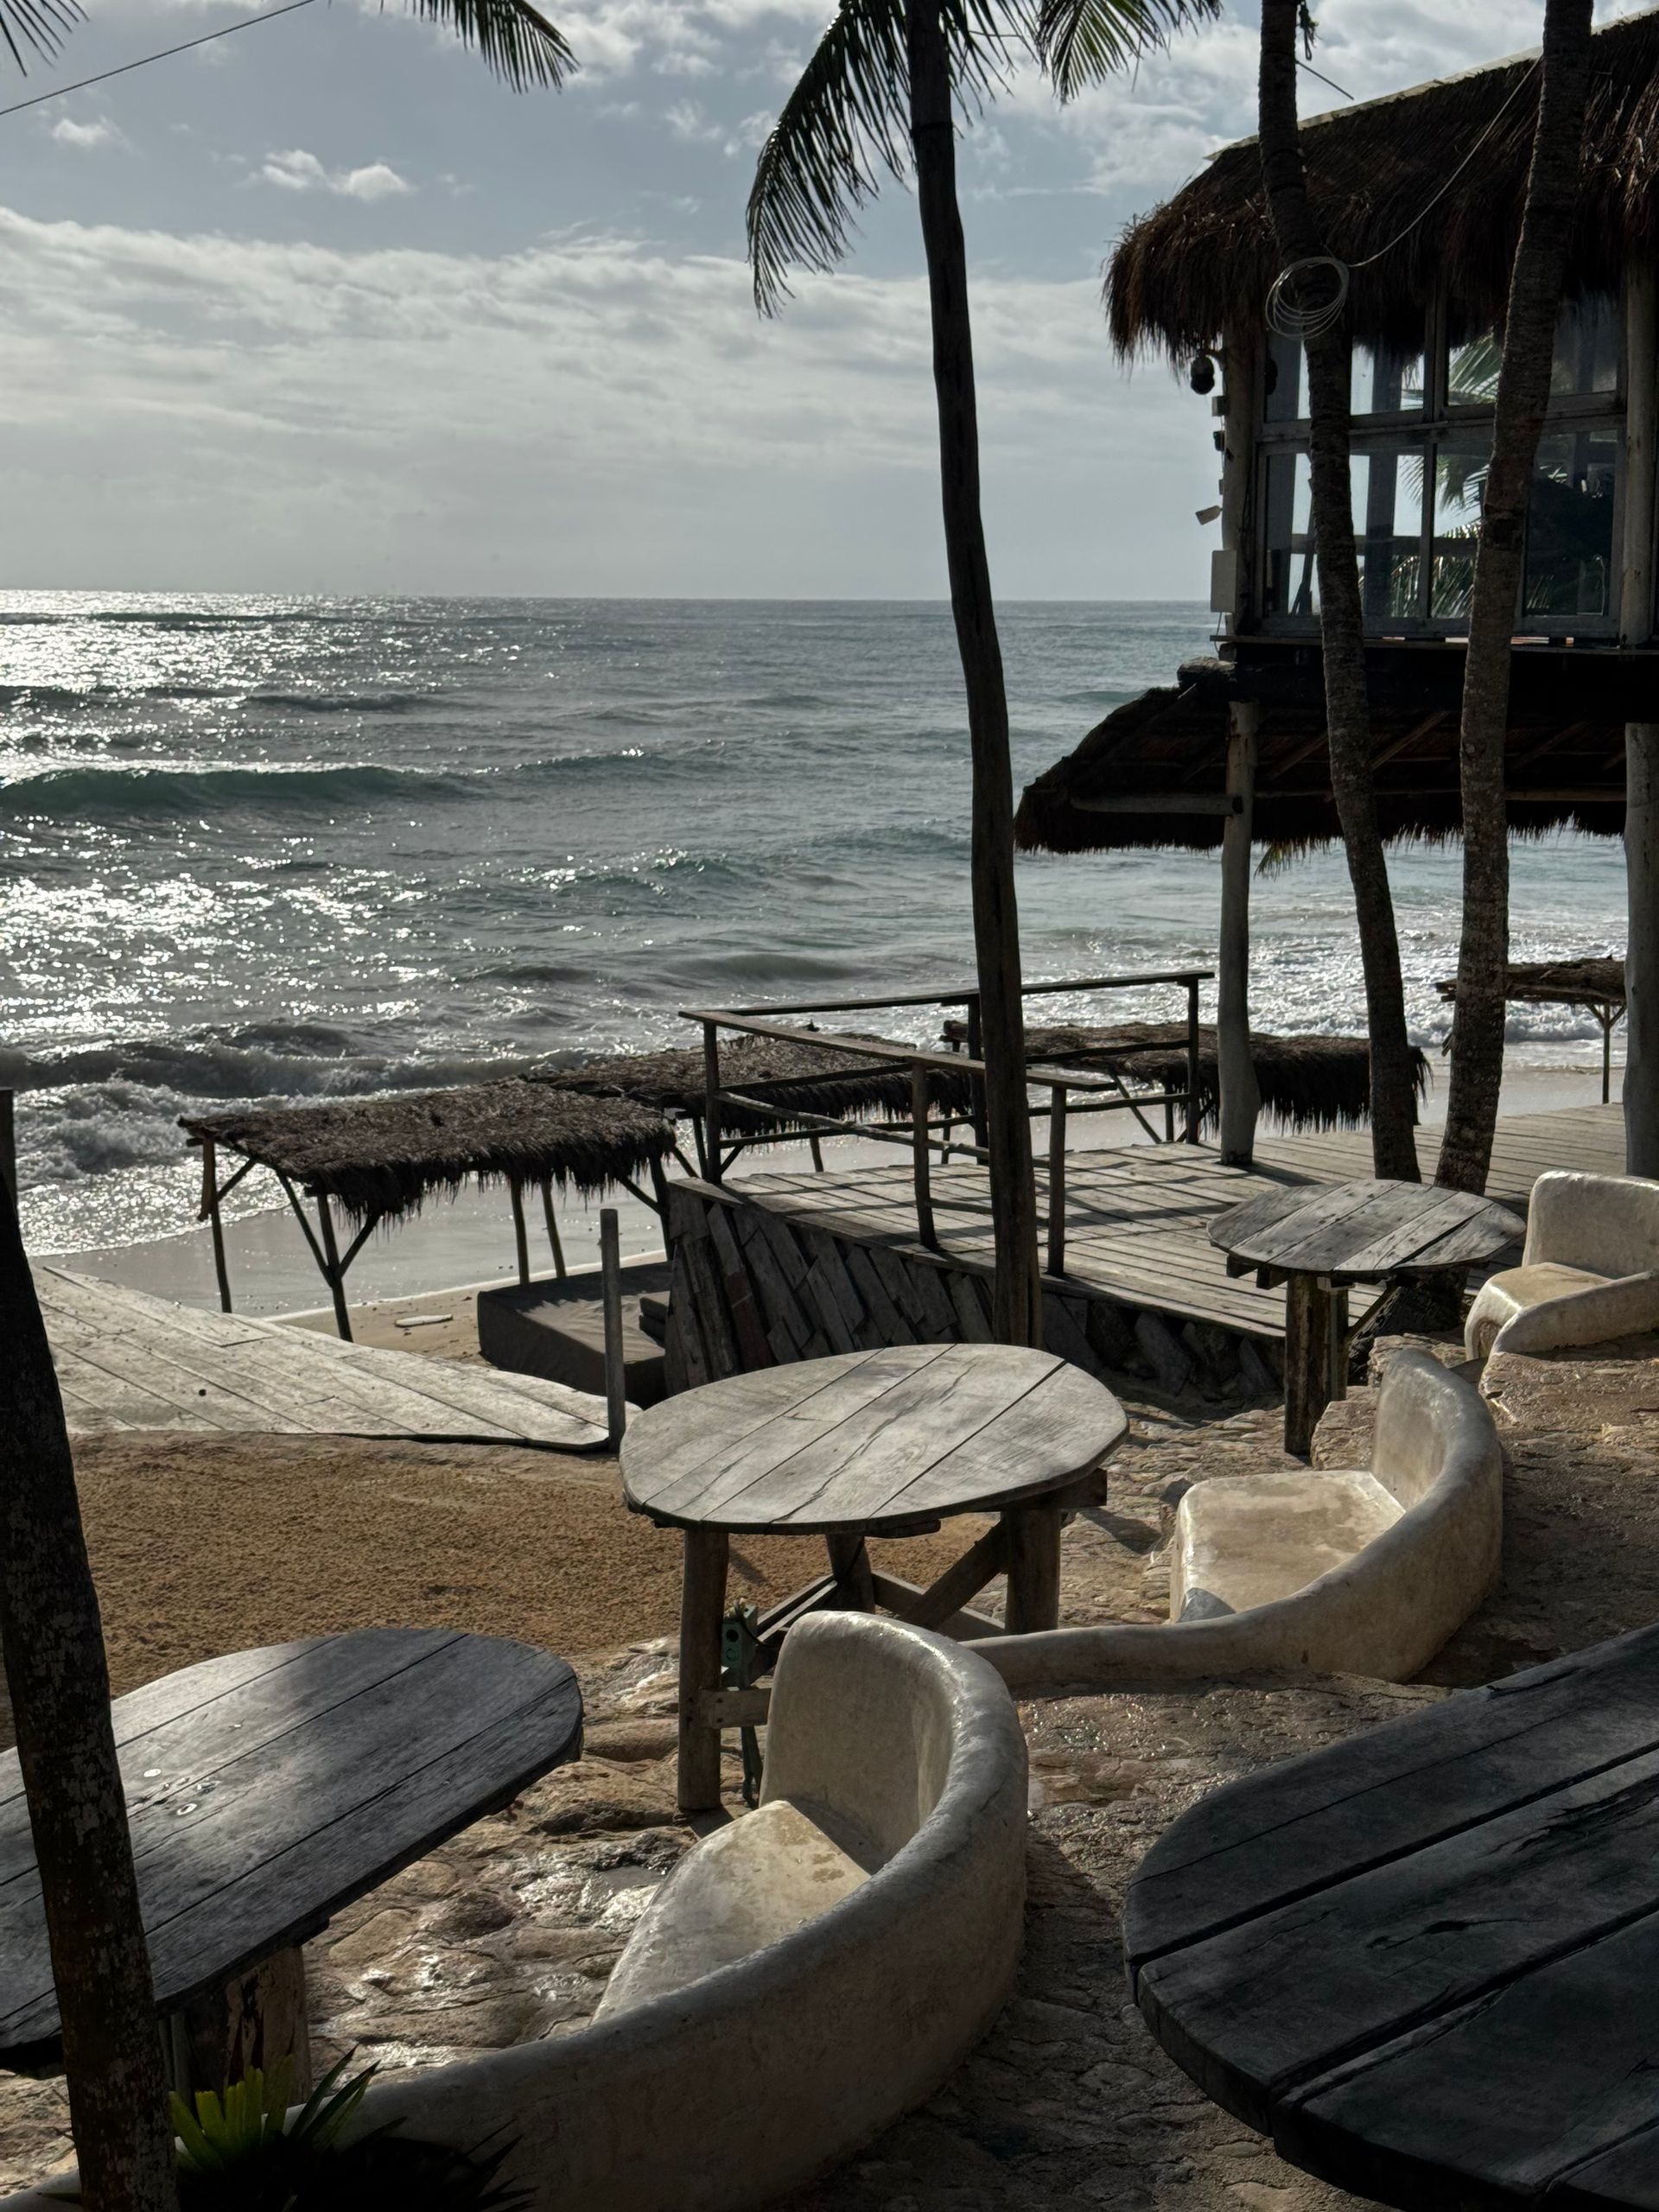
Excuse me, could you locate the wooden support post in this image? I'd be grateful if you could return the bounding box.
[824,1532,876,1609]
[965,991,988,1150]
[1624,267,1657,1172]
[0,1088,15,1217]
[911,1062,937,1247]
[1002,1503,1063,1634]
[1183,976,1203,1145]
[702,1021,724,1185]
[808,1136,825,1173]
[648,1153,674,1224]
[1629,727,1659,1173]
[677,1527,729,1812]
[510,1181,531,1287]
[600,1205,626,1452]
[1046,1085,1067,1278]
[1282,1271,1340,1458]
[200,1137,232,1314]
[167,1945,312,2101]
[540,1179,567,1278]
[1217,702,1262,1166]
[1601,1009,1615,1107]
[315,1196,353,1342]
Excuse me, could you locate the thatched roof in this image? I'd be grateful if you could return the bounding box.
[1435,957,1626,1008]
[941,1017,1428,1132]
[1109,9,1659,361]
[1014,659,1627,855]
[536,1032,976,1138]
[181,1080,674,1224]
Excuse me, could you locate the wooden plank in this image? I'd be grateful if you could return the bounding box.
[842,1244,916,1348]
[706,1202,774,1372]
[1123,1627,1659,1973]
[0,1630,582,2051]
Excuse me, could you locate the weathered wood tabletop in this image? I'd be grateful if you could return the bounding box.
[0,1628,582,2065]
[1124,1624,1659,2212]
[623,1344,1126,1811]
[621,1341,1126,1535]
[1207,1178,1524,1453]
[1208,1176,1525,1285]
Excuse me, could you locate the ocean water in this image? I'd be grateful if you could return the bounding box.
[1,592,1627,1259]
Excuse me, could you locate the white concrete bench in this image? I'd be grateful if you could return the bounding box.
[3,1611,1028,2212]
[1465,1169,1659,1362]
[976,1349,1502,1694]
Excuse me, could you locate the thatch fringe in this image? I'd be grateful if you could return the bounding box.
[1435,957,1625,1008]
[1109,10,1659,362]
[536,1032,978,1139]
[181,1080,675,1224]
[950,1020,1431,1133]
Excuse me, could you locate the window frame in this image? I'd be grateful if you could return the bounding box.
[1251,288,1627,639]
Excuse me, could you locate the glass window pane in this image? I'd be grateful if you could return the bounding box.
[1551,293,1619,397]
[1263,449,1318,616]
[1353,444,1427,623]
[1432,433,1490,620]
[1351,332,1425,416]
[1525,429,1618,618]
[1447,329,1500,409]
[1264,332,1306,423]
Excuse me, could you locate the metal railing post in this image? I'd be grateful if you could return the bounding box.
[911,1062,937,1247]
[1046,1084,1067,1278]
[1185,976,1203,1143]
[702,1019,724,1184]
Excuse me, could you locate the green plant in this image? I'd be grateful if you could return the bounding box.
[52,2058,531,2211]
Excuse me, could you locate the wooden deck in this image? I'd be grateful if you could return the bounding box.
[35,1265,611,1451]
[725,1103,1624,1346]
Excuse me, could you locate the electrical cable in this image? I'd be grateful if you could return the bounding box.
[1265,54,1543,342]
[0,0,318,122]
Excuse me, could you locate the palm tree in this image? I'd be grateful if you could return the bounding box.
[1255,0,1420,1183]
[0,8,574,2205]
[1436,0,1594,1194]
[747,0,1217,1346]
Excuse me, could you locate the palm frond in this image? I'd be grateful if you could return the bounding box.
[747,0,1033,315]
[399,0,575,88]
[1038,0,1219,104]
[0,0,83,75]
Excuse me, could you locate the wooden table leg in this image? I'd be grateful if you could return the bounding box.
[1003,1502,1063,1634]
[1284,1273,1342,1457]
[825,1532,876,1608]
[166,1944,312,2099]
[677,1527,729,1813]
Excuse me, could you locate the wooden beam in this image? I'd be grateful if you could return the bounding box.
[1218,703,1262,1166]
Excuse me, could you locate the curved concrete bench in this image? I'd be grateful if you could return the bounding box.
[972,1350,1502,1696]
[3,1612,1027,2212]
[1465,1169,1659,1362]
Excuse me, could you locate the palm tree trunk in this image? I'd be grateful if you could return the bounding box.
[1257,0,1419,1182]
[0,1195,177,2212]
[1436,0,1594,1193]
[906,0,1042,1348]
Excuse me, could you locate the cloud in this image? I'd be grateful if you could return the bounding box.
[48,116,121,149]
[258,148,415,199]
[0,203,1211,595]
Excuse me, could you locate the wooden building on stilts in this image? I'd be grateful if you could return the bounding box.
[1017,10,1659,1172]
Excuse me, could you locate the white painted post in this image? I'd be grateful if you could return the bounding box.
[1217,702,1262,1166]
[1624,268,1658,1173]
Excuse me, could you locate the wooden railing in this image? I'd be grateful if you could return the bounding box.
[679,969,1212,1278]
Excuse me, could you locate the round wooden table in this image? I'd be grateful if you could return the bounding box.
[1123,1624,1659,2212]
[620,1342,1127,1810]
[1209,1177,1524,1454]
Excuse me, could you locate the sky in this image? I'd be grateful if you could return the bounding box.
[0,0,1648,595]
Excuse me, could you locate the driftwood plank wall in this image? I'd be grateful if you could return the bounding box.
[664,1178,1276,1399]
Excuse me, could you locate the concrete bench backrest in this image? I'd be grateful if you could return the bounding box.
[760,1609,982,1867]
[1526,1170,1659,1281]
[1370,1351,1489,1514]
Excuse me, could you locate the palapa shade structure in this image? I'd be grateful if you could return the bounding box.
[181,1079,674,1338]
[1014,660,1629,858]
[1108,11,1659,364]
[536,1031,977,1144]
